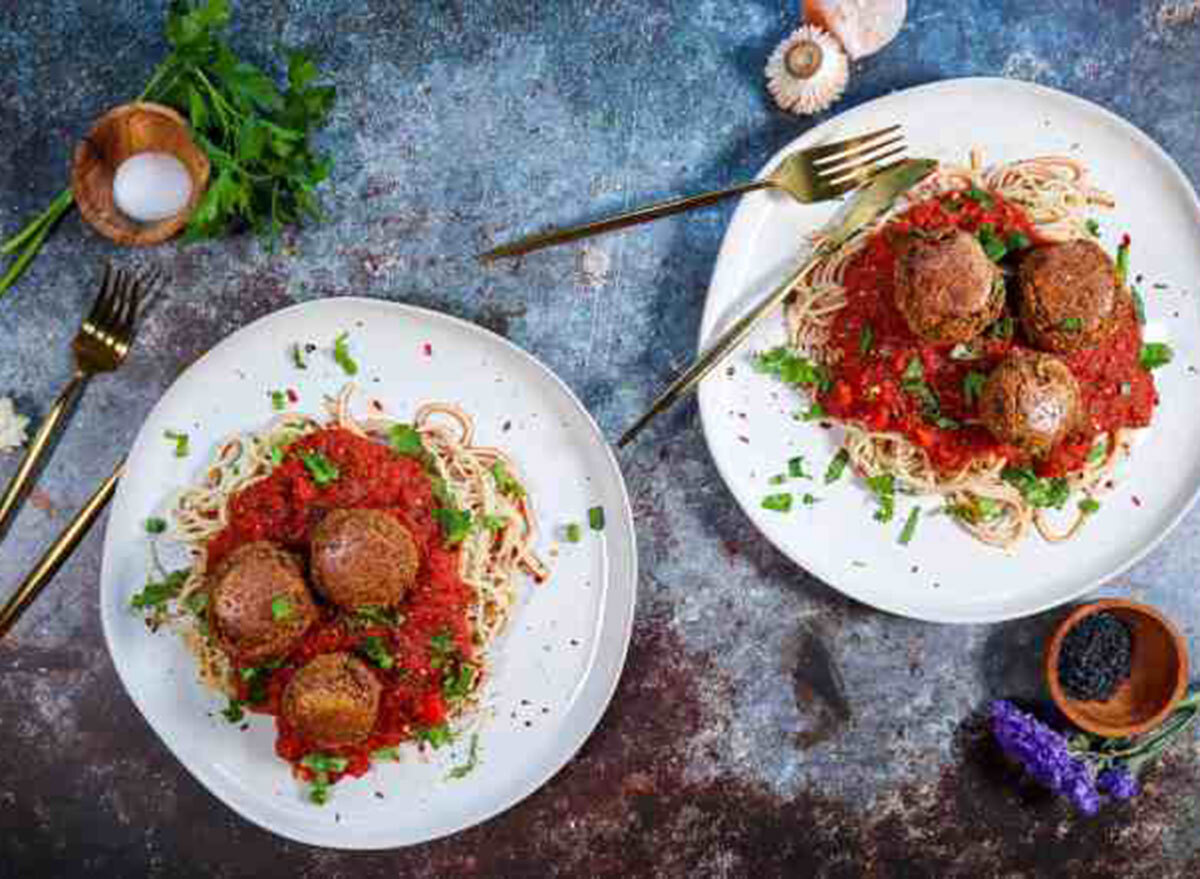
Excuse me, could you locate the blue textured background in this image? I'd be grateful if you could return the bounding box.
[2,1,1200,876]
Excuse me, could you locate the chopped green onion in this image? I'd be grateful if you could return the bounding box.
[825,449,850,484]
[761,493,793,513]
[858,324,875,355]
[145,517,167,535]
[588,506,605,531]
[1079,498,1101,515]
[1139,342,1173,371]
[298,450,339,486]
[565,523,582,543]
[270,595,293,621]
[333,332,358,376]
[164,430,189,458]
[898,507,921,545]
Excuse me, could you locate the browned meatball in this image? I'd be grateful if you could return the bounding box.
[893,229,1003,344]
[1017,240,1124,353]
[282,652,381,747]
[208,541,318,665]
[979,352,1082,455]
[310,509,419,609]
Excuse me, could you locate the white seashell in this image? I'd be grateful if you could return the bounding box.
[0,396,29,453]
[804,0,908,60]
[765,25,850,116]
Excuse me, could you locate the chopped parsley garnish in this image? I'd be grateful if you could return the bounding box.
[183,590,209,617]
[332,332,358,375]
[801,493,820,506]
[145,517,167,534]
[1058,317,1083,332]
[963,371,988,407]
[353,604,402,627]
[433,507,473,546]
[270,390,287,411]
[753,347,832,393]
[291,342,308,369]
[565,523,582,543]
[1139,342,1173,371]
[221,699,245,724]
[866,474,896,523]
[240,667,270,704]
[359,635,394,669]
[1116,237,1131,285]
[131,569,189,611]
[761,493,793,513]
[858,324,875,355]
[480,514,508,532]
[932,415,961,430]
[270,595,294,621]
[164,430,190,458]
[976,223,1007,262]
[1001,467,1070,509]
[788,456,811,480]
[1132,287,1146,325]
[949,343,980,361]
[1087,440,1108,464]
[442,663,476,700]
[988,314,1014,340]
[372,747,400,762]
[1085,218,1101,238]
[965,186,994,208]
[388,424,425,458]
[302,753,350,774]
[768,474,786,486]
[801,402,826,421]
[1007,232,1032,251]
[898,506,921,545]
[902,357,924,383]
[269,445,285,466]
[950,496,1002,524]
[298,449,339,486]
[588,506,606,531]
[429,630,455,660]
[310,777,330,805]
[447,733,480,780]
[491,461,525,498]
[1079,498,1101,515]
[417,723,454,749]
[825,449,850,484]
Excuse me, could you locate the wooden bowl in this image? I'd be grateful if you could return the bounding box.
[71,102,210,246]
[1045,599,1187,738]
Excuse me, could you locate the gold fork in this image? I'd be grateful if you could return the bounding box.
[0,263,157,540]
[480,125,904,260]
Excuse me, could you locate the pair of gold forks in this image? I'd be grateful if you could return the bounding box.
[0,264,162,638]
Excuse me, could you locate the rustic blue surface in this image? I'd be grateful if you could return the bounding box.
[2,1,1200,876]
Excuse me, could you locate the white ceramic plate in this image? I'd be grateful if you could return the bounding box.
[698,78,1200,623]
[100,298,637,848]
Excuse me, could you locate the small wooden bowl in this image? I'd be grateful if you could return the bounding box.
[1045,599,1187,738]
[71,102,210,246]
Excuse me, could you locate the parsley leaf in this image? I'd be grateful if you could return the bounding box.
[1001,467,1070,509]
[1132,287,1147,325]
[332,332,358,376]
[1085,218,1101,238]
[145,517,168,534]
[858,324,875,355]
[388,424,425,458]
[353,604,402,628]
[965,186,994,208]
[433,507,473,545]
[301,753,349,774]
[1079,498,1101,515]
[1116,237,1131,285]
[963,371,988,407]
[788,456,811,480]
[291,342,308,369]
[753,347,832,393]
[1139,342,1173,371]
[417,723,454,749]
[800,402,826,422]
[491,461,526,498]
[825,449,850,484]
[298,449,339,486]
[1058,317,1083,332]
[221,698,245,724]
[131,569,189,611]
[359,635,395,670]
[372,747,400,762]
[270,595,293,621]
[761,493,793,513]
[164,430,190,458]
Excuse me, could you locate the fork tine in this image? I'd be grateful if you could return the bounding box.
[821,158,910,198]
[823,146,909,188]
[813,134,905,174]
[86,262,117,326]
[802,124,902,163]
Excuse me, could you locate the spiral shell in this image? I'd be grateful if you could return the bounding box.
[765,25,850,116]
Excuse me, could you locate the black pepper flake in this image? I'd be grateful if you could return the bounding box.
[502,420,512,432]
[1132,496,1142,507]
[1057,612,1133,702]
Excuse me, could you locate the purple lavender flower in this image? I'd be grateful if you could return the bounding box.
[1097,767,1140,800]
[990,700,1101,814]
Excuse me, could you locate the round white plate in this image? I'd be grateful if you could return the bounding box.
[100,298,637,848]
[698,78,1200,624]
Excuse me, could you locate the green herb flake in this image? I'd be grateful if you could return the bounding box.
[309,775,330,805]
[442,663,476,701]
[1001,467,1070,510]
[898,506,921,545]
[1087,440,1108,464]
[988,315,1014,341]
[801,493,820,506]
[768,474,786,486]
[977,223,1007,262]
[588,506,605,531]
[372,747,400,762]
[1116,238,1131,285]
[1085,219,1101,238]
[866,474,896,523]
[298,449,339,486]
[183,590,209,617]
[417,723,454,749]
[291,342,308,369]
[965,186,994,208]
[1007,232,1032,251]
[332,332,358,376]
[301,753,350,774]
[1058,317,1084,332]
[1079,498,1101,515]
[447,733,481,780]
[164,430,190,458]
[270,595,293,621]
[858,324,875,355]
[270,390,287,411]
[359,635,395,670]
[1140,342,1173,371]
[269,445,285,466]
[491,461,526,499]
[353,604,402,628]
[825,449,850,484]
[788,456,811,480]
[221,699,245,724]
[902,357,924,383]
[761,493,793,513]
[480,514,508,533]
[753,347,832,393]
[388,424,425,458]
[565,522,582,543]
[433,507,473,546]
[145,517,168,535]
[1132,287,1147,325]
[800,402,826,422]
[131,569,189,611]
[963,371,988,407]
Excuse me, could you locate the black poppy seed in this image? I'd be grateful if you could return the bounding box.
[1057,612,1133,702]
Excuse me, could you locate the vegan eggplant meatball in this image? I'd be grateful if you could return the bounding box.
[208,541,318,665]
[893,229,1003,344]
[979,352,1082,455]
[1017,240,1124,353]
[310,508,420,610]
[282,652,382,747]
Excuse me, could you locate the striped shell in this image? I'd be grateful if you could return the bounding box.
[765,25,850,116]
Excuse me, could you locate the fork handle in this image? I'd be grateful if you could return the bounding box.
[0,371,88,541]
[0,460,122,640]
[481,179,774,260]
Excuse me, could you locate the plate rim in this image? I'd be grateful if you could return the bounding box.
[697,76,1200,624]
[99,296,638,848]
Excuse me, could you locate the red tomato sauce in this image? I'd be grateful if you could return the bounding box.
[818,190,1157,477]
[207,428,475,785]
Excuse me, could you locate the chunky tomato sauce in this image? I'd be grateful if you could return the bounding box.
[819,190,1157,477]
[207,428,475,784]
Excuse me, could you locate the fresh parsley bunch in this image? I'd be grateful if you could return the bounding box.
[0,0,335,296]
